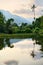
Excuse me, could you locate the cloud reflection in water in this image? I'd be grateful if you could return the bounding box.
[5,60,18,65]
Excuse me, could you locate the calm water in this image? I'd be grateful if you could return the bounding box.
[0,38,43,65]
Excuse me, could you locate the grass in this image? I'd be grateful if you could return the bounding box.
[0,33,43,38]
[0,33,34,38]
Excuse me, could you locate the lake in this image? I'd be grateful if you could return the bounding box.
[0,38,43,65]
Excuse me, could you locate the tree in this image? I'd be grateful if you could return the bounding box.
[0,12,5,33]
[20,23,28,33]
[25,28,32,33]
[31,4,36,20]
[33,27,39,34]
[5,18,14,34]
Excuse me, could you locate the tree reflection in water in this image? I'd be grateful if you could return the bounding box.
[0,38,5,50]
[31,34,43,58]
[0,38,14,50]
[31,43,36,58]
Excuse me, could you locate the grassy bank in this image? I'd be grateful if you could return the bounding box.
[0,33,34,38]
[0,33,43,38]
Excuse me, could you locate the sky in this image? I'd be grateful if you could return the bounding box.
[0,0,43,18]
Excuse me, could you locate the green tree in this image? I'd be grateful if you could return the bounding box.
[5,18,14,34]
[0,12,5,33]
[33,27,39,33]
[25,28,32,33]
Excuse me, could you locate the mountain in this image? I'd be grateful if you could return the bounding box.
[0,10,33,25]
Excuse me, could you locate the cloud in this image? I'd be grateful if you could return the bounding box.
[0,0,35,11]
[0,0,43,18]
[14,9,32,14]
[35,0,43,6]
[13,0,43,18]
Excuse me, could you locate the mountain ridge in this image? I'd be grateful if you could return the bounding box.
[0,10,33,25]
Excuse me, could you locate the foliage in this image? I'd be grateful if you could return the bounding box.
[0,12,43,34]
[32,16,43,34]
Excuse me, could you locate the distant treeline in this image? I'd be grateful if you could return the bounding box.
[0,12,43,34]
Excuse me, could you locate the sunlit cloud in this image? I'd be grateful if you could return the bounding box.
[14,9,31,14]
[0,0,43,18]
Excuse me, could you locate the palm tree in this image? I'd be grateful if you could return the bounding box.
[31,4,36,21]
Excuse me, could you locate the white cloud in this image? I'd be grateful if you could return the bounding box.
[14,9,31,14]
[0,0,34,10]
[0,0,43,18]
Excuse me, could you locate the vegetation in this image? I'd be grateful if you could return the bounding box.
[0,38,14,50]
[0,33,34,38]
[0,12,43,38]
[0,12,43,50]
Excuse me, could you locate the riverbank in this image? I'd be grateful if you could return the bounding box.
[0,33,34,38]
[0,33,43,38]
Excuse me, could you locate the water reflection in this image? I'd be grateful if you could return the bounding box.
[0,38,5,50]
[31,43,36,58]
[0,37,43,65]
[0,38,14,50]
[31,35,43,58]
[5,60,18,65]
